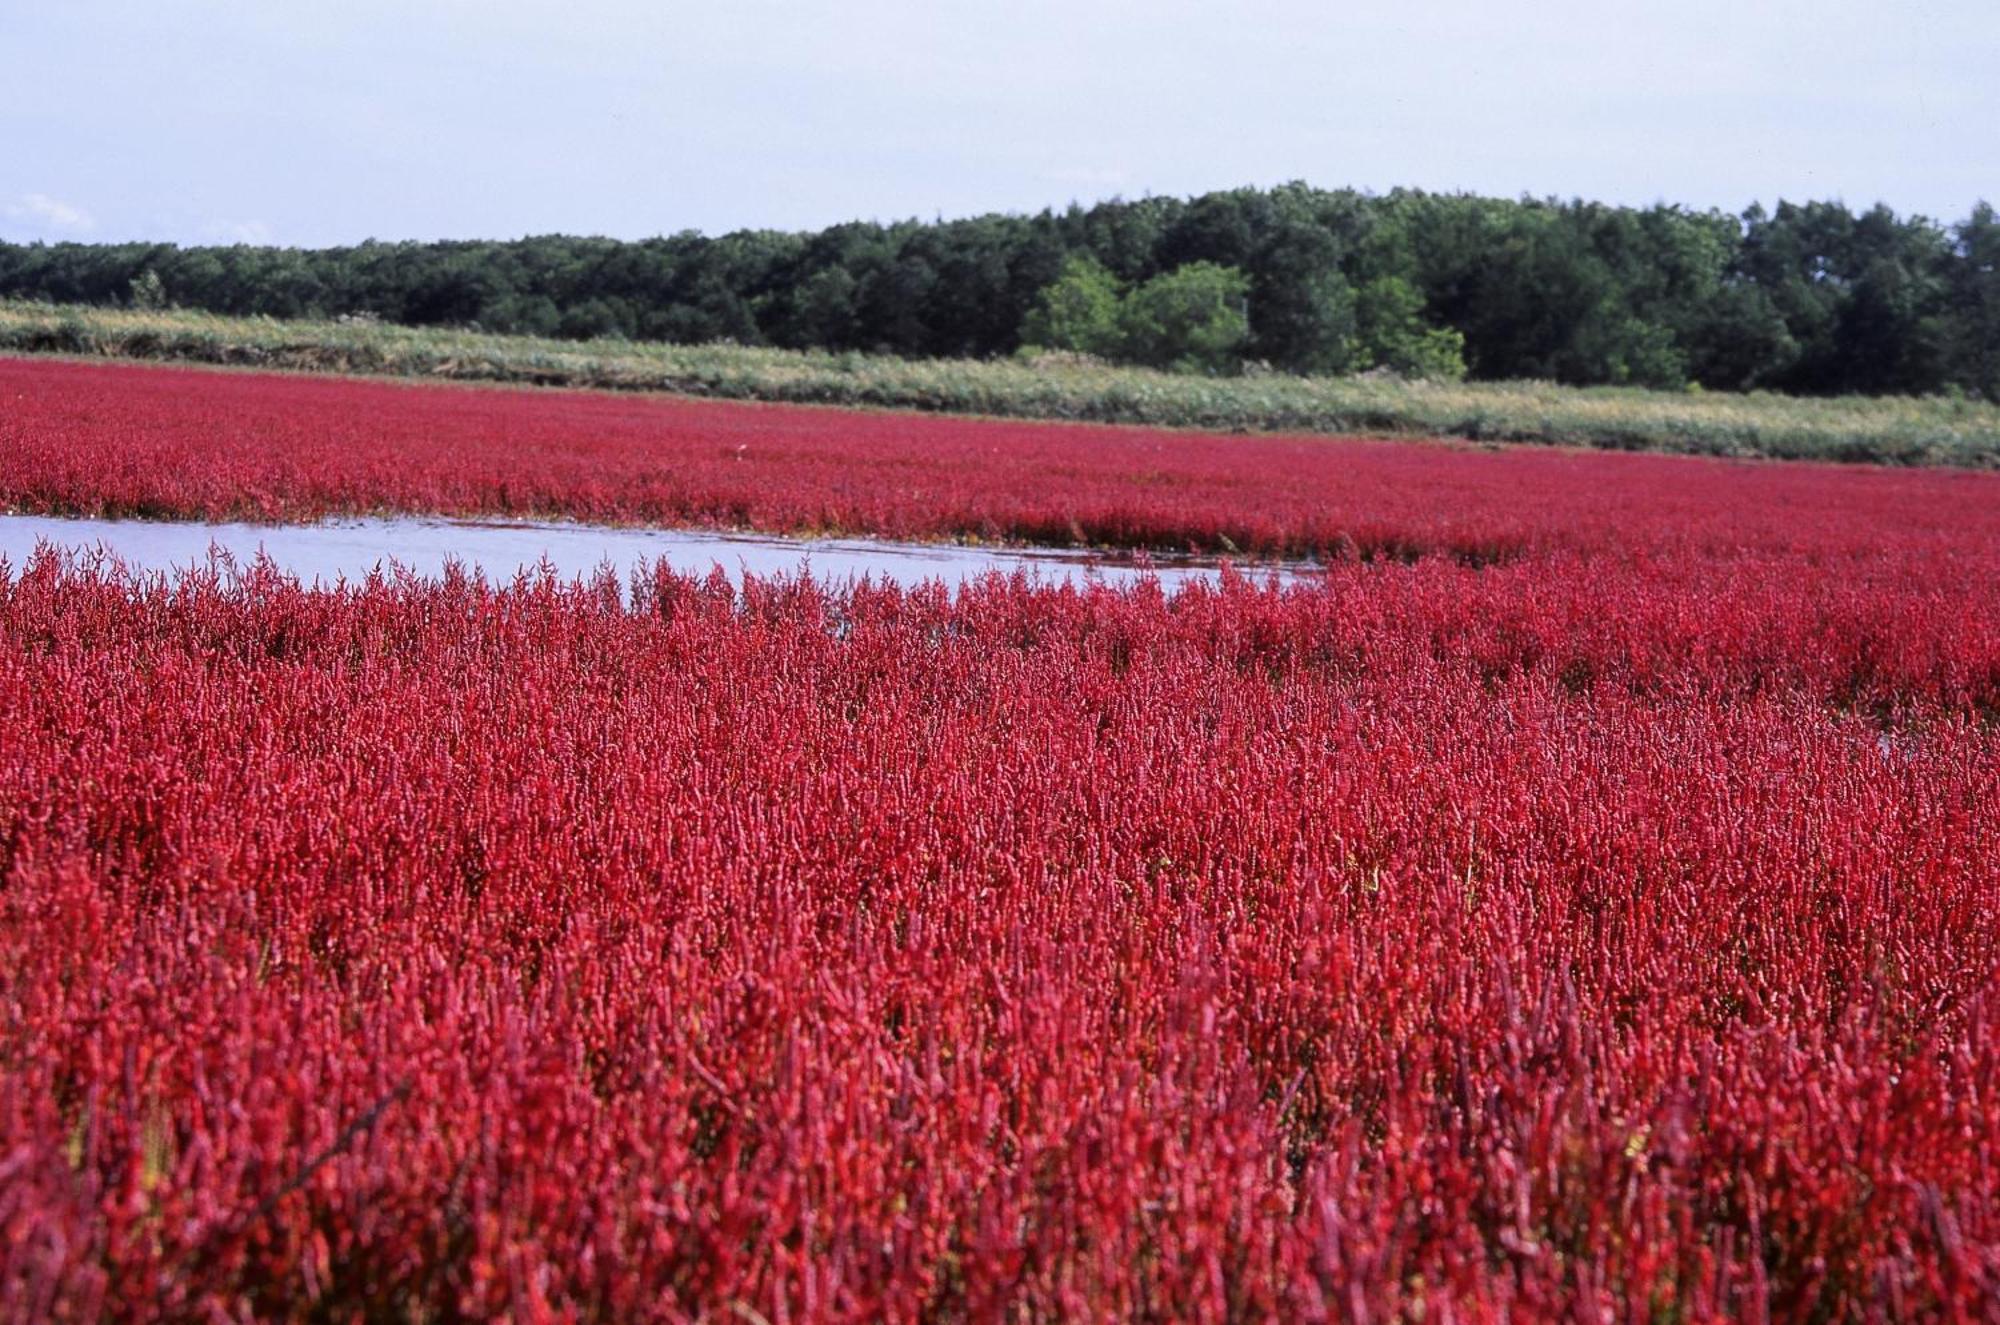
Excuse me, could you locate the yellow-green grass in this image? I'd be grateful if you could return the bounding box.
[5,299,1997,467]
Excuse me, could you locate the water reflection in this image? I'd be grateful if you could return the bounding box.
[0,514,1307,593]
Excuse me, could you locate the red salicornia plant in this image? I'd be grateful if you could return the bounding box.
[1,357,1997,1321]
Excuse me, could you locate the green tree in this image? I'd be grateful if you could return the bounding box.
[1247,221,1355,373]
[1685,282,1796,389]
[1116,262,1251,373]
[790,267,859,347]
[1564,310,1685,387]
[1158,190,1267,271]
[1020,255,1123,358]
[1352,276,1466,380]
[1948,202,2000,400]
[8,184,1998,395]
[127,268,168,311]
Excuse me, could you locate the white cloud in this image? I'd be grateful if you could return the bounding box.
[1,192,96,233]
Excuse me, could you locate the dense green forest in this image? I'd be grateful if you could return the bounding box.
[2,184,1995,397]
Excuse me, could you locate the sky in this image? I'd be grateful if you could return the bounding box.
[2,0,1994,248]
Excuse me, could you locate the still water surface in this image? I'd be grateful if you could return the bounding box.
[0,514,1305,593]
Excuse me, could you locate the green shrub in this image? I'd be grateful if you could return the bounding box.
[128,269,168,312]
[1116,262,1251,374]
[1353,277,1466,381]
[1021,256,1124,359]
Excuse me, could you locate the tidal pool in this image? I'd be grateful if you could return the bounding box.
[0,513,1307,593]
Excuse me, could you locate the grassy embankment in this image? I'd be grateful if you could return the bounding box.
[4,299,1997,467]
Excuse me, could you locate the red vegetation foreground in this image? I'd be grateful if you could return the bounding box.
[5,354,2000,562]
[3,354,2000,1320]
[3,539,1998,1321]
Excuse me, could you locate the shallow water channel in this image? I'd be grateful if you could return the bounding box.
[0,514,1309,593]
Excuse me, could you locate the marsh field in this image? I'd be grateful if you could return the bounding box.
[7,299,1999,467]
[1,342,1997,1321]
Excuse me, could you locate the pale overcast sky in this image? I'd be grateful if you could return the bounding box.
[3,0,1993,247]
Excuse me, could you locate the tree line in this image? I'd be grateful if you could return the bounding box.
[2,183,1994,396]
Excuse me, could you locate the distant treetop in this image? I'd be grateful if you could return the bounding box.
[1,184,1993,398]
